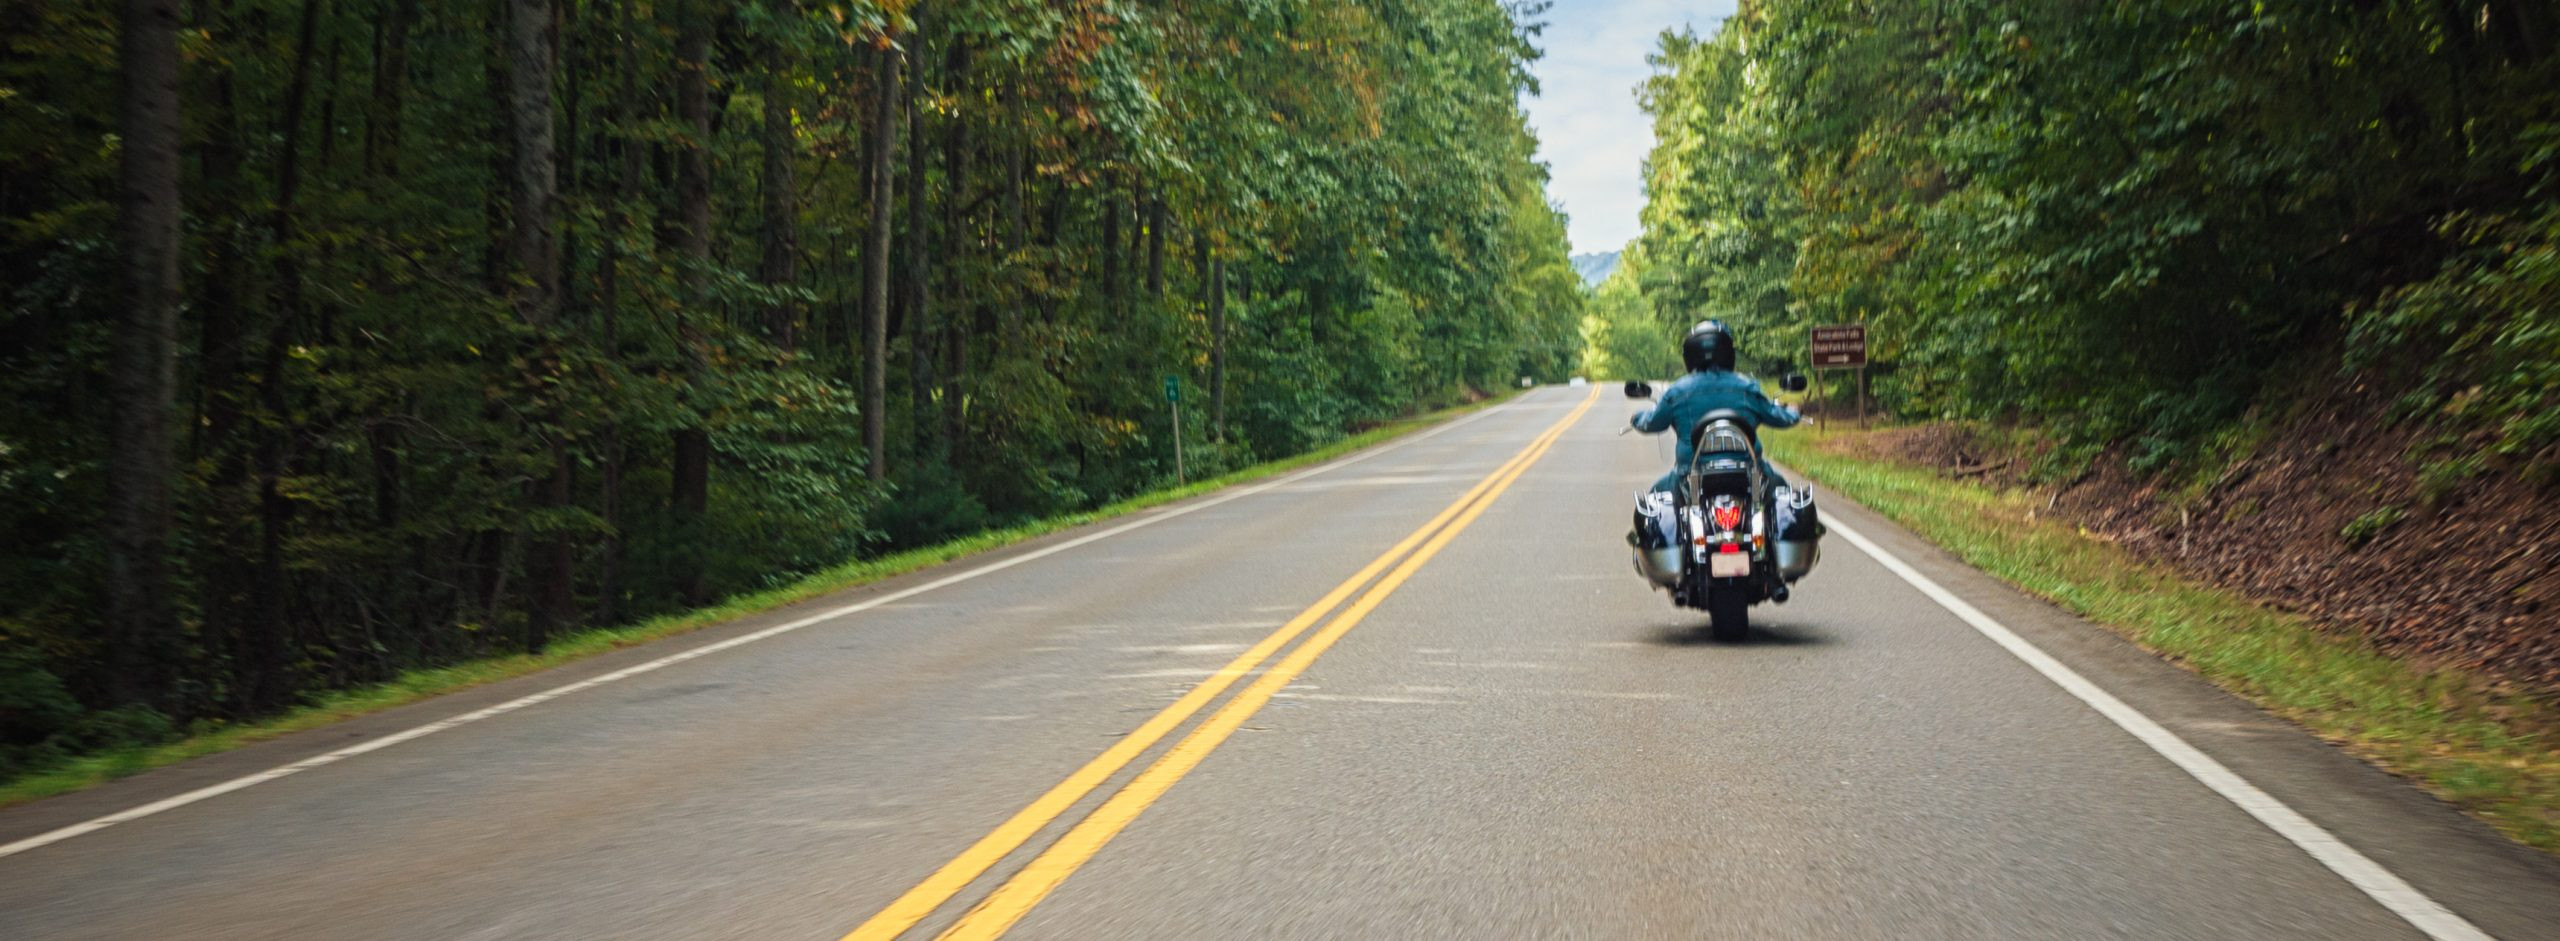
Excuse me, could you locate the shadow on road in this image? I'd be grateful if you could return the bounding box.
[1643,620,1833,648]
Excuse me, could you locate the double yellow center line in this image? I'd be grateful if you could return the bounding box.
[844,387,1600,940]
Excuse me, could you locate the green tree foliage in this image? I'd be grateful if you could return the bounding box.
[1596,0,2557,470]
[0,0,1581,775]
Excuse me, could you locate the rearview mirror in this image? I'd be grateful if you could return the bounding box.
[1779,373,1808,393]
[1623,380,1654,399]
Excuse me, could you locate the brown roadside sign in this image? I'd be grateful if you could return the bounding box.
[1810,324,1867,368]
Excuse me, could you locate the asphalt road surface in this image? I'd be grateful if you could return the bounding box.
[4,386,2556,940]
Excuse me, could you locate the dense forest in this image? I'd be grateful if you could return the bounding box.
[1587,0,2558,476]
[0,0,1582,776]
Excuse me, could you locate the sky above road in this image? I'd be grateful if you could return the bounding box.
[1522,0,1738,255]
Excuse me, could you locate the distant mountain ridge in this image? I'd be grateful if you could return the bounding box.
[1571,250,1621,287]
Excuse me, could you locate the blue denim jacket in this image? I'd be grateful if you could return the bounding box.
[1632,370,1800,492]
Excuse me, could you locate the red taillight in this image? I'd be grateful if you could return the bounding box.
[1711,504,1743,531]
[1718,543,1744,554]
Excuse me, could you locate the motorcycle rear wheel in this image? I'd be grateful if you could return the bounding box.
[1708,589,1749,643]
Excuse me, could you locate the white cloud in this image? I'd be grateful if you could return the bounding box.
[1520,0,1738,254]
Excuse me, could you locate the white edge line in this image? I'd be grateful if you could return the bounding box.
[1823,515,2493,941]
[0,394,1540,860]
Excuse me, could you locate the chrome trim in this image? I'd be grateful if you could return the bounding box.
[1775,538,1820,581]
[1635,546,1682,588]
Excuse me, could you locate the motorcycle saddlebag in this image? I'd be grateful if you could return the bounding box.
[1632,491,1681,588]
[1773,486,1822,582]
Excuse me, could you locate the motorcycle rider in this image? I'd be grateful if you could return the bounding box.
[1631,320,1802,496]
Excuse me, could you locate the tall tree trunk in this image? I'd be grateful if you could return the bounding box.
[1101,174,1122,320]
[1144,193,1166,298]
[220,0,328,714]
[902,66,931,458]
[368,422,401,526]
[852,50,881,380]
[359,0,416,651]
[593,0,639,627]
[107,0,184,710]
[1209,251,1227,442]
[480,0,511,293]
[506,0,569,648]
[315,29,343,170]
[862,40,899,482]
[506,0,559,323]
[670,0,713,604]
[558,0,584,322]
[939,41,971,456]
[1002,79,1025,331]
[758,18,798,350]
[463,0,516,639]
[363,0,415,175]
[1126,179,1146,263]
[1037,175,1065,322]
[194,0,247,463]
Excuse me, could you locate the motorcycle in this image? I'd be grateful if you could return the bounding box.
[1623,376,1823,642]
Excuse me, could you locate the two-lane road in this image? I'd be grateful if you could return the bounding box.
[3,386,2555,939]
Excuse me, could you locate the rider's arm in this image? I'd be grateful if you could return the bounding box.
[1632,385,1681,434]
[1749,387,1802,429]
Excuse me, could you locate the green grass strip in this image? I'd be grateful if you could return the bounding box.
[1770,428,2559,852]
[0,389,1525,809]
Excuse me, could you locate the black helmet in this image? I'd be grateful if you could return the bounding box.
[1682,320,1736,372]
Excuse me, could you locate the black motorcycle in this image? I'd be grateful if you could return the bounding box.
[1626,377,1822,642]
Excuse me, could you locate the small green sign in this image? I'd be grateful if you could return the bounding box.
[1163,376,1180,403]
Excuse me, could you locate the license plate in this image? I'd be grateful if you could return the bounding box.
[1708,553,1750,578]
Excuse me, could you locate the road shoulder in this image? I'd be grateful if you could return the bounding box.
[1776,448,2560,941]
